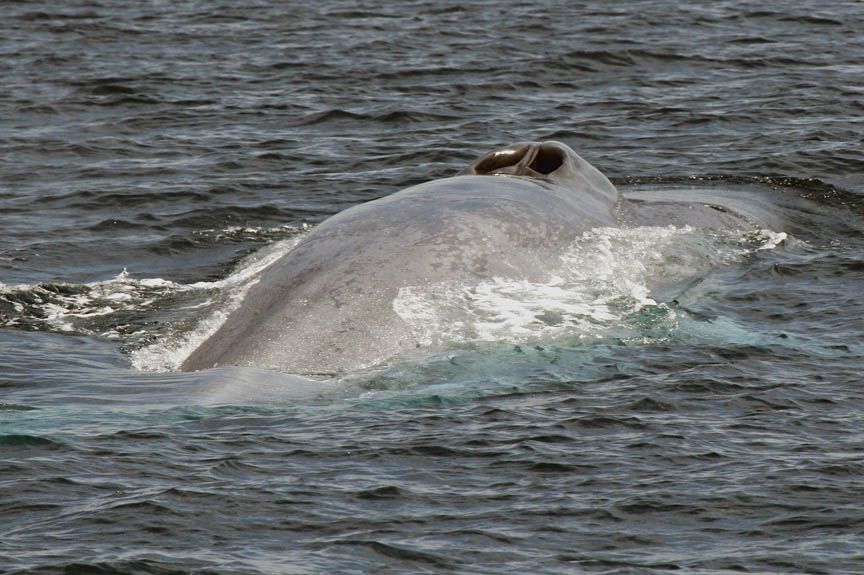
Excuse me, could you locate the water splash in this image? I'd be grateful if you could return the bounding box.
[129,232,308,371]
[0,226,310,371]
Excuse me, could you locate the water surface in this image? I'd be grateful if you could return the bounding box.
[2,1,863,573]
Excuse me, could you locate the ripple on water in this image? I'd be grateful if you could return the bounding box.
[2,0,864,573]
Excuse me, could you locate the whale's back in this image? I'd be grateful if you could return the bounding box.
[181,176,615,374]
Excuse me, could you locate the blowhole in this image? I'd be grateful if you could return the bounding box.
[473,145,530,175]
[528,144,565,175]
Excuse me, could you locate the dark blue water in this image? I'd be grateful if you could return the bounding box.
[2,1,863,573]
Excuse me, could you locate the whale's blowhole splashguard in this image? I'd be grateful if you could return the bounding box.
[460,141,620,215]
[462,142,565,178]
[459,141,618,223]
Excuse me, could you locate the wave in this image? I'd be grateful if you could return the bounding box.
[296,108,459,126]
[0,226,311,372]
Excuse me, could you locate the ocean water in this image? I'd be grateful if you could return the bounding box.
[2,1,863,573]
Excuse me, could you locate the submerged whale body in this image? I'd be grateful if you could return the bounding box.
[181,141,775,375]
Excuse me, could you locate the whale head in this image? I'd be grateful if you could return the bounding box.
[459,141,618,205]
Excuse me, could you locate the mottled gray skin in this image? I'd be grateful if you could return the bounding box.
[182,142,617,374]
[182,141,775,375]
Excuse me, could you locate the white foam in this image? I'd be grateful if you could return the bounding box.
[756,230,787,250]
[393,226,783,348]
[0,268,181,334]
